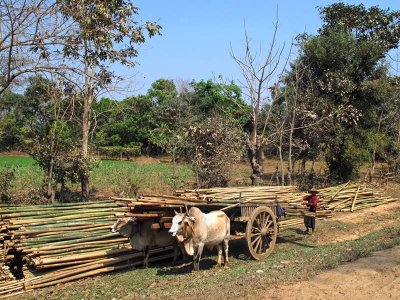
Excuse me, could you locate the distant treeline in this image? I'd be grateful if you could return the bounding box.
[0,77,250,156]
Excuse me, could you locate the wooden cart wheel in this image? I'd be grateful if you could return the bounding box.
[245,206,277,260]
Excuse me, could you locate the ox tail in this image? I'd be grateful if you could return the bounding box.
[225,216,231,238]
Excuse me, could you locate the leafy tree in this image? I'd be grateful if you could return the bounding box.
[148,79,191,134]
[0,91,26,150]
[289,3,400,181]
[147,79,191,188]
[319,3,400,52]
[148,79,178,106]
[22,75,81,201]
[92,95,155,152]
[57,0,161,199]
[190,79,250,127]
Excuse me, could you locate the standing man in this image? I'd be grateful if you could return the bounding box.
[302,188,319,235]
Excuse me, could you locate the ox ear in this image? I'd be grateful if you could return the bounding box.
[174,210,179,215]
[128,217,136,223]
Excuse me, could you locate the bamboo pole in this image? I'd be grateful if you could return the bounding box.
[350,185,361,212]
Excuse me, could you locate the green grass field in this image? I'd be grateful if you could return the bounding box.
[0,156,43,195]
[91,159,194,195]
[0,156,196,202]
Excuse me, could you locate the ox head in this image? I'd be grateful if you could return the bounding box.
[169,211,195,240]
[111,217,137,237]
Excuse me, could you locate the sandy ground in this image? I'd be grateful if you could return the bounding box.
[262,246,400,300]
[313,201,400,245]
[258,198,400,300]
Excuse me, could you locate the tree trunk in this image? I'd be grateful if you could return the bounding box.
[172,145,177,191]
[80,46,96,201]
[46,125,56,203]
[288,108,296,185]
[81,97,90,200]
[278,130,285,186]
[369,149,376,183]
[46,157,56,203]
[301,158,306,175]
[247,138,264,185]
[370,111,383,182]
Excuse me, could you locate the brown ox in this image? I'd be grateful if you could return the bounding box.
[111,217,180,268]
[169,207,230,271]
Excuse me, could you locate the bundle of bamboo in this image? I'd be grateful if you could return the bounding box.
[316,183,396,212]
[113,185,330,230]
[0,246,175,299]
[0,200,177,298]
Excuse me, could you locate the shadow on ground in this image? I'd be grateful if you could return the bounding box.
[155,229,312,275]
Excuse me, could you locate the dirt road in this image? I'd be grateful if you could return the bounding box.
[255,198,400,300]
[261,244,400,300]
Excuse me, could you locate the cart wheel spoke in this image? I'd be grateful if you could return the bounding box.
[255,217,262,231]
[254,236,262,253]
[260,213,266,227]
[265,220,273,229]
[251,235,261,246]
[263,214,271,227]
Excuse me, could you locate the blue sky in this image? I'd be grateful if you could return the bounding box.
[118,1,400,97]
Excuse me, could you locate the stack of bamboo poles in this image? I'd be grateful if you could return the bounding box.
[0,247,175,299]
[176,185,333,229]
[113,186,331,230]
[113,186,304,230]
[175,185,299,204]
[0,201,177,298]
[1,201,130,264]
[174,185,333,229]
[316,182,397,212]
[113,186,300,210]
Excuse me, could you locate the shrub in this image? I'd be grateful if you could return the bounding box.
[186,116,245,188]
[0,168,15,203]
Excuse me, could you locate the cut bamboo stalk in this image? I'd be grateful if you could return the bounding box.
[350,185,361,212]
[31,253,175,289]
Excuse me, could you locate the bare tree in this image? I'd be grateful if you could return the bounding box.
[230,17,286,185]
[0,0,70,95]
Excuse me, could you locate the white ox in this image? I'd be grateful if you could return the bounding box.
[111,217,180,268]
[169,207,230,271]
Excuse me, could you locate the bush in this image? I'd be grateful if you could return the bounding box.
[98,145,142,160]
[186,116,245,188]
[0,168,15,203]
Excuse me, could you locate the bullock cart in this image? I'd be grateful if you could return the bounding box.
[222,203,278,260]
[113,186,289,260]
